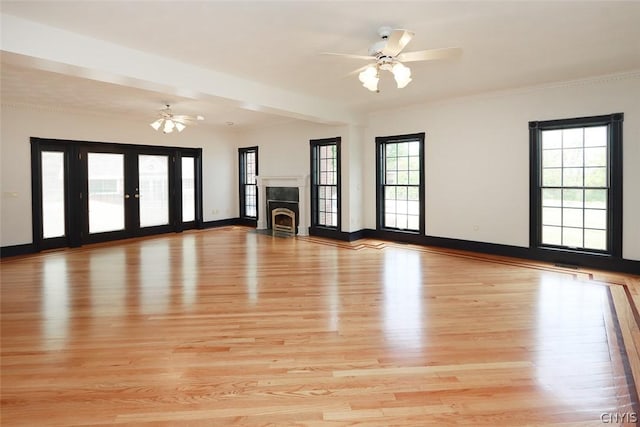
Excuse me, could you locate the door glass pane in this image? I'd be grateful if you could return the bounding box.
[41,151,65,238]
[88,153,125,233]
[181,157,195,222]
[139,155,169,227]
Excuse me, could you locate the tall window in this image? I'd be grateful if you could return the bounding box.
[376,133,425,234]
[530,113,622,256]
[239,147,258,219]
[310,137,341,229]
[181,157,195,222]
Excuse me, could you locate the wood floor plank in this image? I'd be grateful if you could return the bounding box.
[1,226,639,425]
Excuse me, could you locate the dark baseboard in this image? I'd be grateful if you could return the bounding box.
[236,218,258,227]
[1,243,36,258]
[360,228,640,275]
[201,218,241,229]
[309,227,365,242]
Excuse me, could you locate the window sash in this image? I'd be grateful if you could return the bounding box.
[530,113,622,257]
[311,139,340,229]
[239,148,258,219]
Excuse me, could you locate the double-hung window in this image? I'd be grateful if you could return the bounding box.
[376,133,425,234]
[310,137,340,229]
[530,114,623,257]
[239,147,258,219]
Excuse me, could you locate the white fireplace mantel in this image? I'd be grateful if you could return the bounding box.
[256,175,309,236]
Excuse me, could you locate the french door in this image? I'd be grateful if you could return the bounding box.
[32,138,202,250]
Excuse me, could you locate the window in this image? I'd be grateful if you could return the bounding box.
[530,113,623,256]
[239,147,258,219]
[376,133,425,234]
[181,157,195,223]
[310,137,341,229]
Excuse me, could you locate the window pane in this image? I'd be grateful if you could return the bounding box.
[563,148,583,167]
[584,209,606,230]
[562,189,583,208]
[563,168,583,187]
[386,172,397,184]
[409,141,420,156]
[585,189,607,209]
[182,157,195,222]
[584,126,607,147]
[408,201,420,215]
[41,152,66,239]
[407,215,419,230]
[397,157,408,171]
[585,168,606,187]
[385,200,396,213]
[542,130,562,149]
[562,128,583,148]
[562,228,583,247]
[396,186,407,200]
[386,144,397,157]
[139,155,169,227]
[584,229,607,250]
[385,214,396,228]
[562,208,583,228]
[542,189,561,207]
[409,156,420,170]
[542,207,561,226]
[407,187,419,201]
[542,149,561,168]
[585,147,606,167]
[542,225,562,245]
[397,171,408,184]
[543,169,561,186]
[409,171,420,185]
[88,153,125,234]
[386,158,397,171]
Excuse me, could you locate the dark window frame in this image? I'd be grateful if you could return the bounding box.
[529,113,623,260]
[376,132,425,235]
[310,137,341,231]
[238,146,258,221]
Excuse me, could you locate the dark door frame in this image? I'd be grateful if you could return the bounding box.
[31,137,203,251]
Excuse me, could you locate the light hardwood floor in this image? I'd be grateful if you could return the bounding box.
[1,226,639,426]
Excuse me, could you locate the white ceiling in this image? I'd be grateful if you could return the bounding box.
[1,1,640,129]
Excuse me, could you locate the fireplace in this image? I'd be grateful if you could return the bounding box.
[255,175,309,236]
[272,208,295,235]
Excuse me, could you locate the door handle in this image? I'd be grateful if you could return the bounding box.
[125,194,130,199]
[134,194,139,198]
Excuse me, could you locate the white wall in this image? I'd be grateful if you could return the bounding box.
[0,104,237,247]
[365,74,640,261]
[235,120,364,231]
[3,74,639,261]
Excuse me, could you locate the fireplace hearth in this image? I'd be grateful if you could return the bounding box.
[255,176,309,236]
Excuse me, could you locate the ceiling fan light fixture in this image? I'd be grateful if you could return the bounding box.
[359,65,379,92]
[150,119,163,131]
[392,62,412,89]
[163,119,175,134]
[174,121,186,132]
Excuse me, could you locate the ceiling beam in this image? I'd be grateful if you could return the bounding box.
[1,14,364,126]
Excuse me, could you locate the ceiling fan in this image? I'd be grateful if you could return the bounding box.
[150,104,204,134]
[323,26,462,92]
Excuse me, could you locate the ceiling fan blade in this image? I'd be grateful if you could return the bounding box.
[172,115,195,121]
[396,47,462,63]
[382,29,414,57]
[345,64,372,77]
[321,52,373,61]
